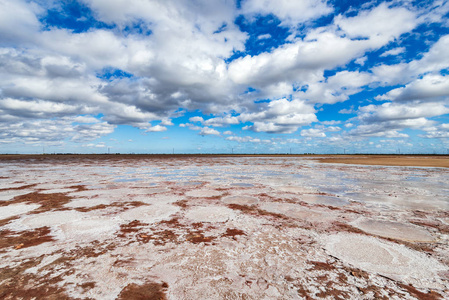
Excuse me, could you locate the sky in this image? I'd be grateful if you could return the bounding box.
[1,0,449,154]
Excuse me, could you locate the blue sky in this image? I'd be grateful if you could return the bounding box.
[1,0,449,154]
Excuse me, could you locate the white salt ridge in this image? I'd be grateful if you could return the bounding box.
[0,182,32,189]
[57,216,120,242]
[34,183,73,190]
[185,190,223,198]
[259,202,326,221]
[277,186,319,194]
[39,188,77,194]
[119,204,180,223]
[301,194,349,207]
[222,195,258,205]
[184,206,236,223]
[351,218,435,242]
[0,203,40,220]
[64,198,112,208]
[127,188,168,195]
[323,233,448,288]
[68,189,130,202]
[17,210,85,229]
[0,189,34,201]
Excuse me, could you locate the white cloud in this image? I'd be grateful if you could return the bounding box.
[325,126,341,132]
[0,0,447,151]
[0,117,115,145]
[257,34,271,40]
[0,0,42,45]
[359,102,449,122]
[189,116,204,123]
[146,125,167,132]
[223,130,233,135]
[377,74,449,102]
[71,122,116,142]
[380,47,406,57]
[335,3,417,47]
[298,71,372,104]
[204,116,239,127]
[225,136,268,143]
[73,116,100,124]
[348,101,446,138]
[239,98,317,133]
[300,128,326,137]
[355,56,367,66]
[199,127,220,136]
[241,0,332,26]
[420,123,449,139]
[321,120,341,125]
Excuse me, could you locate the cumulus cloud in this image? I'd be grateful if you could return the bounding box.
[380,47,406,57]
[146,125,167,132]
[377,74,449,103]
[334,3,417,47]
[0,0,447,151]
[0,118,115,145]
[189,116,204,123]
[349,102,446,138]
[241,0,332,26]
[421,123,449,139]
[297,71,373,104]
[301,128,326,138]
[239,98,317,134]
[226,136,269,143]
[199,127,220,136]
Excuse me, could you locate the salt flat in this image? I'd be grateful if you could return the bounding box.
[0,155,448,299]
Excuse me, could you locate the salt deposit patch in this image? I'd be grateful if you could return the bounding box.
[323,233,448,288]
[301,194,349,207]
[68,190,104,198]
[185,190,222,198]
[39,188,77,194]
[346,193,448,211]
[259,202,325,221]
[222,195,258,205]
[64,198,112,208]
[277,186,318,194]
[352,219,435,242]
[185,206,236,223]
[128,188,168,195]
[68,189,127,200]
[0,203,40,220]
[0,182,32,189]
[130,194,180,205]
[120,204,179,223]
[57,216,120,241]
[34,183,72,190]
[18,211,85,229]
[0,189,35,201]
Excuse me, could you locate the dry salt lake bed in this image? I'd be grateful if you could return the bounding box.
[0,154,448,299]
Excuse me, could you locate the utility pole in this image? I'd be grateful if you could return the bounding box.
[173,148,174,155]
[108,147,110,154]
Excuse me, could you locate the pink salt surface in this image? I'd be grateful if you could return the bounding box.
[0,155,448,299]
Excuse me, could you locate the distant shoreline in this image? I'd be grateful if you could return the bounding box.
[0,154,448,168]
